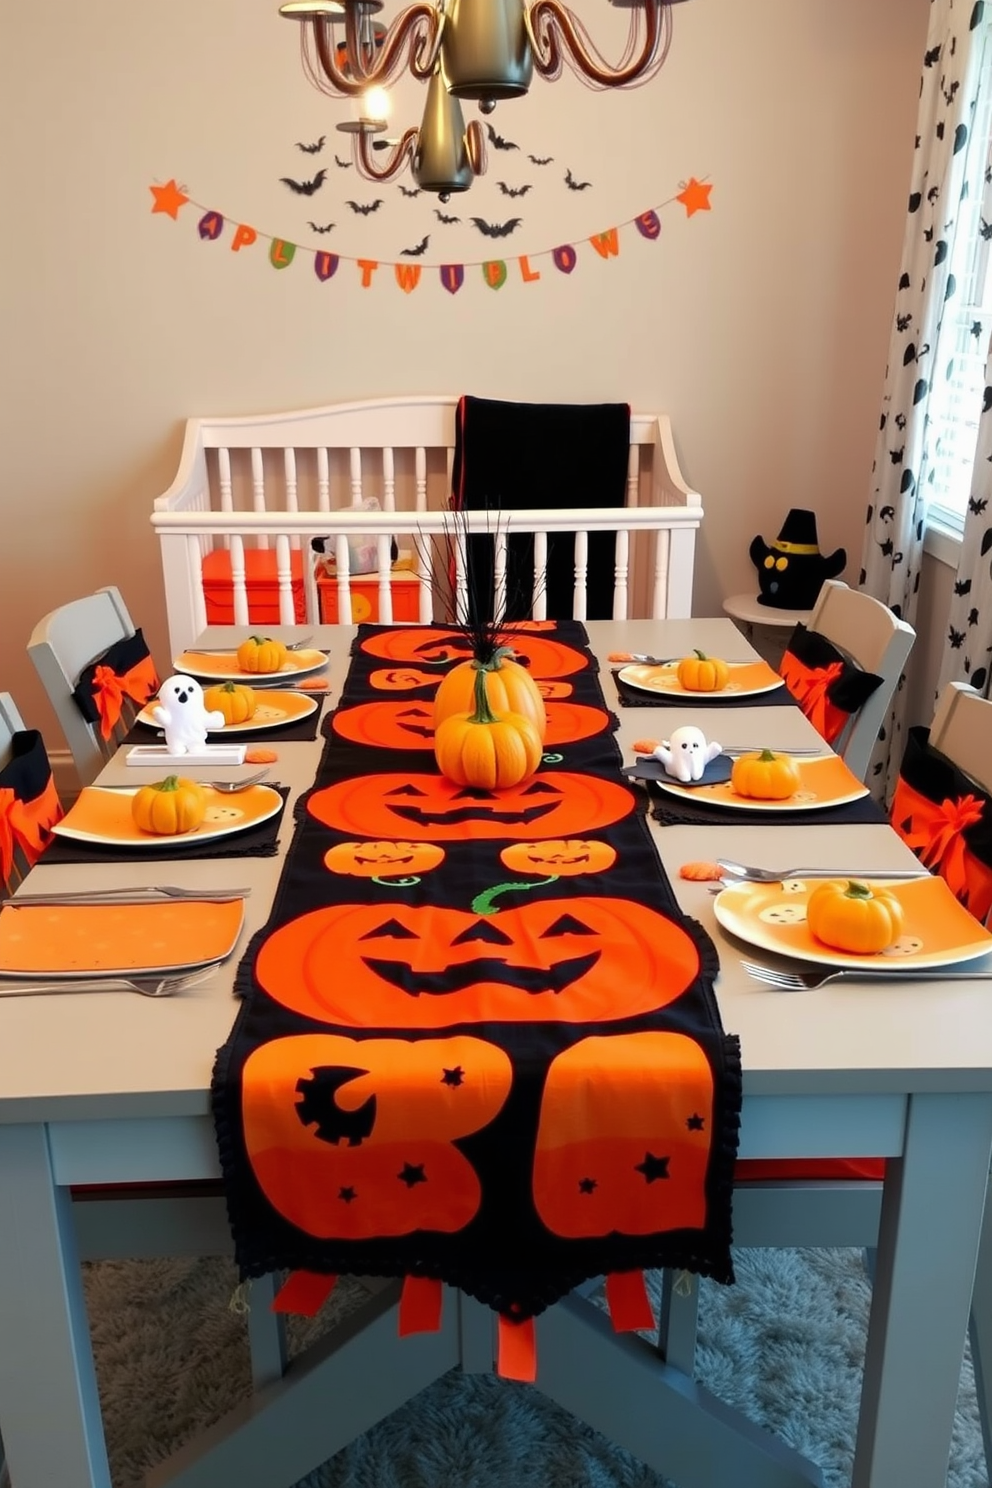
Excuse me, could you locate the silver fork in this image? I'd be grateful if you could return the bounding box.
[0,967,218,999]
[740,957,992,990]
[196,635,315,654]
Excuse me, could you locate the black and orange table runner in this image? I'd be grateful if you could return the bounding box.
[213,621,741,1355]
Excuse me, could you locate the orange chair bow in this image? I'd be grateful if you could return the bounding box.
[0,775,63,886]
[780,655,846,742]
[901,792,986,903]
[90,654,159,739]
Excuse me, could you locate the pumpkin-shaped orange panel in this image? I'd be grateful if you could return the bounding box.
[243,1033,512,1239]
[256,897,700,1028]
[360,628,586,680]
[307,771,635,841]
[323,840,445,878]
[335,701,608,751]
[533,1033,714,1237]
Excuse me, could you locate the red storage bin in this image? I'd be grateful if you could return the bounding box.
[201,548,307,625]
[317,572,422,624]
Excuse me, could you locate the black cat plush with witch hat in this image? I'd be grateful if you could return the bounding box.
[749,508,846,610]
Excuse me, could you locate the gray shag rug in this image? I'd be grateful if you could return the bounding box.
[81,1249,988,1488]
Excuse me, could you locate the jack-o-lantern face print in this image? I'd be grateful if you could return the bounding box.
[243,1033,512,1239]
[333,701,608,751]
[308,771,635,841]
[499,839,616,876]
[360,628,587,681]
[255,897,700,1028]
[533,1033,713,1237]
[369,668,442,692]
[324,840,445,878]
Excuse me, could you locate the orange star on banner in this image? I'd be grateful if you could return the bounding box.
[150,179,190,219]
[676,178,712,217]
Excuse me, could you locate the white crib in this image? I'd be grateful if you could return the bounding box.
[151,395,703,658]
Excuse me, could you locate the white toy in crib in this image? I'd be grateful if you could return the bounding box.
[642,726,723,783]
[151,675,226,755]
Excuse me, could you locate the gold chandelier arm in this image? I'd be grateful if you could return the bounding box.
[354,125,421,181]
[465,119,488,178]
[309,4,442,94]
[525,0,665,86]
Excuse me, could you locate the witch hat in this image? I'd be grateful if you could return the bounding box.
[748,508,846,610]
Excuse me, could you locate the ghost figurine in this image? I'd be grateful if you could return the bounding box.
[645,726,723,783]
[151,674,226,755]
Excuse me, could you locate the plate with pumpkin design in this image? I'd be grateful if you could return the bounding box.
[618,659,785,699]
[173,647,329,684]
[713,875,992,971]
[136,690,318,735]
[649,753,869,813]
[50,783,284,849]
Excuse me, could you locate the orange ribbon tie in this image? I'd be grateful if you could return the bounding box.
[903,793,986,901]
[0,776,63,884]
[782,659,844,737]
[91,655,159,739]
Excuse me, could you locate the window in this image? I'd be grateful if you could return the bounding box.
[924,21,992,539]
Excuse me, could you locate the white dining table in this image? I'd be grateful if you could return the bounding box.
[1,617,991,1488]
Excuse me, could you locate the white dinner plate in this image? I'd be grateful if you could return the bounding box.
[618,659,786,699]
[649,753,869,813]
[137,691,317,734]
[173,648,329,684]
[50,784,284,848]
[713,875,992,971]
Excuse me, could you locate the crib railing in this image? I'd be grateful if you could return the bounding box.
[151,506,703,658]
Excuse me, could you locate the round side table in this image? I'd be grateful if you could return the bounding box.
[722,591,810,668]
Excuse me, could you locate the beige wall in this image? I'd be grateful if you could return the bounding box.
[0,0,930,742]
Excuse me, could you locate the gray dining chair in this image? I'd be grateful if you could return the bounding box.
[661,679,992,1476]
[27,584,148,788]
[801,579,916,782]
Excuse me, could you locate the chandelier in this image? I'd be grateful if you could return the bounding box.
[280,0,688,198]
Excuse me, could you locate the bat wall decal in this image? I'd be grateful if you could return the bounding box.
[434,208,461,224]
[398,185,422,198]
[564,168,591,191]
[470,216,522,238]
[498,182,531,198]
[296,135,326,154]
[346,199,385,214]
[486,122,519,151]
[401,235,430,256]
[528,154,553,165]
[307,221,336,234]
[334,154,354,168]
[280,170,327,196]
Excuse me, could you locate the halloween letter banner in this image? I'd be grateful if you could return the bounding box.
[212,619,741,1335]
[150,177,712,296]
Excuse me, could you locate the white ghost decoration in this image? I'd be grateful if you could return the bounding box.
[647,726,723,783]
[151,674,226,755]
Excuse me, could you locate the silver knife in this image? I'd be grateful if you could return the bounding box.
[1,887,251,908]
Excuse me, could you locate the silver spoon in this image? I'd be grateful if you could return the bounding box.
[716,858,929,884]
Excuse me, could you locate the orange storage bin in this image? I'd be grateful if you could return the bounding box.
[201,548,307,625]
[317,572,421,624]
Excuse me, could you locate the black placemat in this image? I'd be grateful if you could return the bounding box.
[612,671,795,710]
[648,789,886,828]
[122,697,327,746]
[38,787,291,863]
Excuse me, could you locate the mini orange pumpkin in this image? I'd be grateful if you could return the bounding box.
[256,896,700,1028]
[203,680,256,725]
[730,749,802,800]
[805,879,906,954]
[677,650,730,692]
[130,776,206,835]
[236,635,288,674]
[434,668,544,789]
[243,1033,513,1240]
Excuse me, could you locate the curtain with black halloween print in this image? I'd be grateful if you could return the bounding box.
[935,334,992,703]
[860,1,991,798]
[213,621,741,1324]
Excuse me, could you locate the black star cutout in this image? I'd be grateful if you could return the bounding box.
[441,1066,465,1086]
[339,1186,357,1203]
[686,1113,705,1131]
[578,1177,598,1194]
[634,1152,670,1183]
[398,1162,427,1187]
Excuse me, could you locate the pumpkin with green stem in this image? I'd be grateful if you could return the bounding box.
[434,665,543,790]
